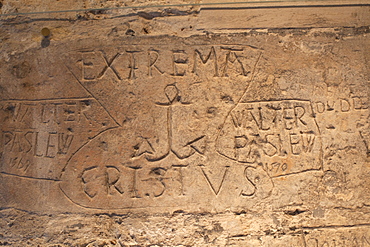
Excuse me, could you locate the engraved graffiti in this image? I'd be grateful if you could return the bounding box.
[314,96,369,113]
[216,100,322,177]
[75,45,259,82]
[59,44,274,209]
[0,98,117,178]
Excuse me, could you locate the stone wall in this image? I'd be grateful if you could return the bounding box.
[0,1,369,246]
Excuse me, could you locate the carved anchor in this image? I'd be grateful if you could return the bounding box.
[134,84,206,161]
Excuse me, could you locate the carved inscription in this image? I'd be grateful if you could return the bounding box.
[0,98,117,179]
[60,47,332,209]
[69,45,259,83]
[216,100,322,177]
[61,160,274,209]
[314,96,369,113]
[59,123,275,209]
[3,37,366,215]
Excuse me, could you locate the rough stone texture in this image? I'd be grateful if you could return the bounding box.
[0,0,370,246]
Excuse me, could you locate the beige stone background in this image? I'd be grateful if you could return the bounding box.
[0,0,370,246]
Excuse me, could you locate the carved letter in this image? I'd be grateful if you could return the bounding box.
[172,50,188,76]
[10,131,23,152]
[192,47,219,76]
[24,131,34,153]
[283,107,295,130]
[289,133,301,155]
[129,166,142,198]
[106,166,124,195]
[173,164,188,196]
[201,166,229,196]
[340,99,350,112]
[294,105,306,126]
[235,135,248,149]
[58,133,73,154]
[81,51,97,80]
[263,134,278,157]
[241,166,256,197]
[301,134,315,153]
[250,107,270,131]
[81,166,99,198]
[231,110,247,128]
[315,102,325,113]
[127,51,140,80]
[34,132,44,157]
[64,103,77,122]
[148,50,164,77]
[2,131,14,152]
[98,52,122,80]
[326,100,335,111]
[242,166,273,198]
[45,132,58,158]
[221,48,249,77]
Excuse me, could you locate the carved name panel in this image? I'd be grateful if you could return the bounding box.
[0,98,117,179]
[217,100,322,177]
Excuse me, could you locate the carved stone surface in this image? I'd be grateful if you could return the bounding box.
[0,1,369,246]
